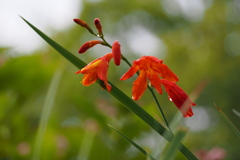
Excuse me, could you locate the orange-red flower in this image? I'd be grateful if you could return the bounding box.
[78,40,104,53]
[160,79,195,117]
[76,53,113,92]
[120,56,179,100]
[112,40,121,66]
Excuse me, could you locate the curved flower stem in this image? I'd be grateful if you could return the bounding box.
[147,86,170,129]
[98,36,170,130]
[101,37,112,48]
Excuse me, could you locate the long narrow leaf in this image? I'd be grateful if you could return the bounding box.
[162,127,188,160]
[32,70,62,160]
[215,104,240,139]
[21,17,198,160]
[108,124,155,160]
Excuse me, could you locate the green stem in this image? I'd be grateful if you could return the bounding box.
[148,86,170,129]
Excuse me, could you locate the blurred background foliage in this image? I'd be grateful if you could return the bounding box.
[1,0,240,159]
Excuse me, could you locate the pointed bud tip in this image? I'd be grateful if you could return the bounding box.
[94,18,100,24]
[75,70,82,74]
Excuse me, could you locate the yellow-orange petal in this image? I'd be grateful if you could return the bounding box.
[132,71,148,100]
[80,58,102,74]
[78,40,103,53]
[112,40,121,66]
[81,73,98,86]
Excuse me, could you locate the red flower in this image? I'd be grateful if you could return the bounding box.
[120,56,179,100]
[112,40,121,66]
[78,40,104,53]
[76,53,113,92]
[160,79,195,117]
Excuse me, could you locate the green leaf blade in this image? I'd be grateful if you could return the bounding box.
[109,125,155,160]
[215,104,240,139]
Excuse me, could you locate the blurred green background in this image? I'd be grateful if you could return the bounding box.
[1,0,240,159]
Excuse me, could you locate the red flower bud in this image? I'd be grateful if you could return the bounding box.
[112,40,121,66]
[78,40,104,53]
[94,18,103,37]
[73,19,95,34]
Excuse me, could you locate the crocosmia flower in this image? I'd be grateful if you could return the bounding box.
[112,40,121,66]
[76,53,113,92]
[78,40,104,53]
[120,56,179,100]
[160,79,195,117]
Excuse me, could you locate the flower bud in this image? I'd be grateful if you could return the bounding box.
[73,19,95,34]
[94,18,103,37]
[112,40,121,66]
[78,40,104,53]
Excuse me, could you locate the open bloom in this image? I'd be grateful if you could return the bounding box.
[120,56,179,100]
[76,53,113,92]
[160,79,195,117]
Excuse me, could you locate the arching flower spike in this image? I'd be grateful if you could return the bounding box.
[120,56,179,100]
[160,79,195,117]
[76,53,113,92]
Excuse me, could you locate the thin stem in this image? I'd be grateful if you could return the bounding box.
[147,86,170,129]
[101,37,112,48]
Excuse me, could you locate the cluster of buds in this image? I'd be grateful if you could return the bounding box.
[73,18,195,118]
[74,18,121,92]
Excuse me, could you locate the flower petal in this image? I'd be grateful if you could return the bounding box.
[158,64,179,82]
[80,56,105,74]
[81,73,98,86]
[161,79,195,117]
[120,62,139,80]
[97,61,108,81]
[147,73,162,94]
[132,71,148,100]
